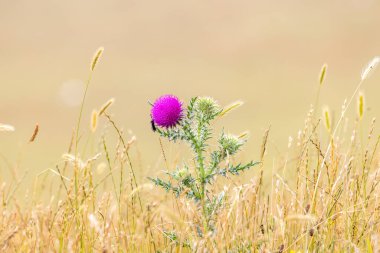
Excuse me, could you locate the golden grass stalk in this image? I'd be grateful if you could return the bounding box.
[0,123,15,132]
[91,110,98,133]
[29,123,39,142]
[319,63,328,86]
[91,47,104,71]
[260,126,270,161]
[75,47,104,154]
[99,98,115,116]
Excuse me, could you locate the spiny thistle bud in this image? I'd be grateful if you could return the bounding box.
[195,97,220,119]
[174,167,190,179]
[219,133,245,156]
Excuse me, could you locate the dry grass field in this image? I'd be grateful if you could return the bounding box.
[1,50,380,252]
[1,1,380,252]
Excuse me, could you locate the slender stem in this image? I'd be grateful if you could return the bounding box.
[73,72,93,211]
[73,71,93,248]
[75,73,93,156]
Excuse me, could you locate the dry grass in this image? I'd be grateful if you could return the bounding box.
[1,53,380,252]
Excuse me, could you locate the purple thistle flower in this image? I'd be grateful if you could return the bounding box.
[151,95,183,128]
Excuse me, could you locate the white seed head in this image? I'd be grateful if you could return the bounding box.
[0,123,15,132]
[288,136,293,148]
[361,56,380,80]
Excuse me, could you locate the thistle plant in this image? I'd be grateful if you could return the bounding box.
[149,95,259,230]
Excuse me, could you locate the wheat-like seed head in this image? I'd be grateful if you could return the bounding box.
[238,131,249,140]
[219,101,244,118]
[357,92,365,120]
[323,106,331,131]
[91,110,98,133]
[99,98,115,116]
[91,47,104,71]
[319,64,328,86]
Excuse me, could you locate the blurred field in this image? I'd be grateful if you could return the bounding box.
[1,1,380,251]
[1,0,380,175]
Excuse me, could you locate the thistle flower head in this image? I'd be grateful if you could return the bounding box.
[151,95,183,128]
[195,96,220,119]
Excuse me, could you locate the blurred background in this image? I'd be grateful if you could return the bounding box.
[0,0,379,188]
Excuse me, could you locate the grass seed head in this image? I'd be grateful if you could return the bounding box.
[219,100,244,118]
[29,123,39,142]
[0,123,15,132]
[91,110,98,133]
[358,92,365,120]
[323,106,331,131]
[99,98,115,116]
[238,131,249,140]
[91,47,104,71]
[319,63,328,85]
[361,56,380,80]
